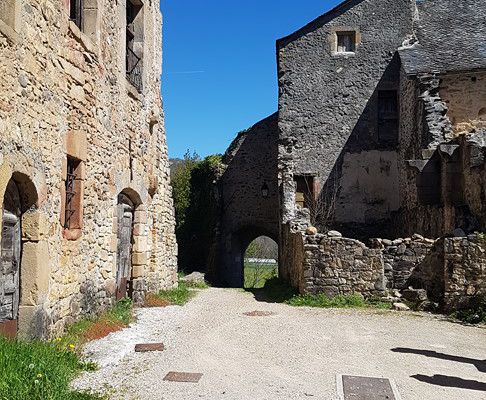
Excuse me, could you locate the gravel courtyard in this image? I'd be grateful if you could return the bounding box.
[73,288,486,400]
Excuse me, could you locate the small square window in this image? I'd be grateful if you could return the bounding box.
[336,31,356,53]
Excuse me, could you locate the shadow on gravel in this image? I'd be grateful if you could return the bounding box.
[392,347,486,373]
[411,374,486,392]
[245,278,296,304]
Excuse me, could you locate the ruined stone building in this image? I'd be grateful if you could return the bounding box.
[215,0,485,311]
[0,0,177,338]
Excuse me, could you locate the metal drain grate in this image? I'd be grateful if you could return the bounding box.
[134,343,165,353]
[243,311,275,317]
[163,372,203,383]
[337,375,401,400]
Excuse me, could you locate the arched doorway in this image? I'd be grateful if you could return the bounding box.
[243,236,278,289]
[116,193,135,300]
[0,180,22,337]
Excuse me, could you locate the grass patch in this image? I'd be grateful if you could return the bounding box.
[287,293,392,309]
[244,263,278,289]
[250,278,391,310]
[63,298,134,347]
[0,337,104,400]
[146,281,196,307]
[185,280,209,289]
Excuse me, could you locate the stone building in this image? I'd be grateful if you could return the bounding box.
[215,0,485,308]
[0,0,177,338]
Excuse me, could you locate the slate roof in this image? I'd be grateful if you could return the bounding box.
[399,0,486,75]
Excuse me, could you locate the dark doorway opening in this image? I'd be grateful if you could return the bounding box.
[0,180,22,338]
[116,193,135,300]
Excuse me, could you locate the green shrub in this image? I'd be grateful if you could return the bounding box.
[0,338,104,400]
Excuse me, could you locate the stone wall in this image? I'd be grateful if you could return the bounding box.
[0,0,177,338]
[371,236,435,290]
[285,229,385,298]
[215,114,279,286]
[443,236,486,312]
[277,0,414,228]
[286,227,485,313]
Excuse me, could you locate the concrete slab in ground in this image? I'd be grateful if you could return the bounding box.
[73,288,486,400]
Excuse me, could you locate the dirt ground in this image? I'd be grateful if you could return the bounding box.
[73,287,486,400]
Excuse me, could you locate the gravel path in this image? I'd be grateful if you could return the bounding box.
[73,287,486,400]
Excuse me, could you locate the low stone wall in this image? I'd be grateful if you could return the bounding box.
[296,233,385,297]
[443,236,486,311]
[284,221,485,312]
[370,236,435,289]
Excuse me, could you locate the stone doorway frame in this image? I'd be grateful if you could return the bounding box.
[113,188,148,304]
[0,163,49,339]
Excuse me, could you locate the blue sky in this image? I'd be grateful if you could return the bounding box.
[161,1,341,158]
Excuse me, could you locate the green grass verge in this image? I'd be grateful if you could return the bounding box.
[253,278,392,309]
[287,293,392,309]
[0,337,103,400]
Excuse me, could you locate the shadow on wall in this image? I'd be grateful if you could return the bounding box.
[309,54,402,240]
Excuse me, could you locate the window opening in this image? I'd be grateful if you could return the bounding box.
[336,32,356,53]
[294,175,316,209]
[64,157,81,229]
[126,0,144,92]
[378,90,399,145]
[70,0,83,29]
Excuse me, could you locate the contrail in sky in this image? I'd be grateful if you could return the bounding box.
[167,71,206,75]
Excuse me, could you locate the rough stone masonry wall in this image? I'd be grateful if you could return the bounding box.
[277,0,414,226]
[217,114,279,287]
[292,232,385,297]
[370,236,435,290]
[0,0,177,338]
[443,236,486,312]
[288,228,485,312]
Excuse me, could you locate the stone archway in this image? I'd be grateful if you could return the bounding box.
[243,236,278,289]
[211,114,280,287]
[221,226,279,288]
[0,172,46,338]
[0,179,22,337]
[115,188,147,303]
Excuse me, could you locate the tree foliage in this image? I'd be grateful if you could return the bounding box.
[170,150,200,231]
[170,152,224,271]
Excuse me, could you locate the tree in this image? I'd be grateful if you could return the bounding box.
[170,150,200,231]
